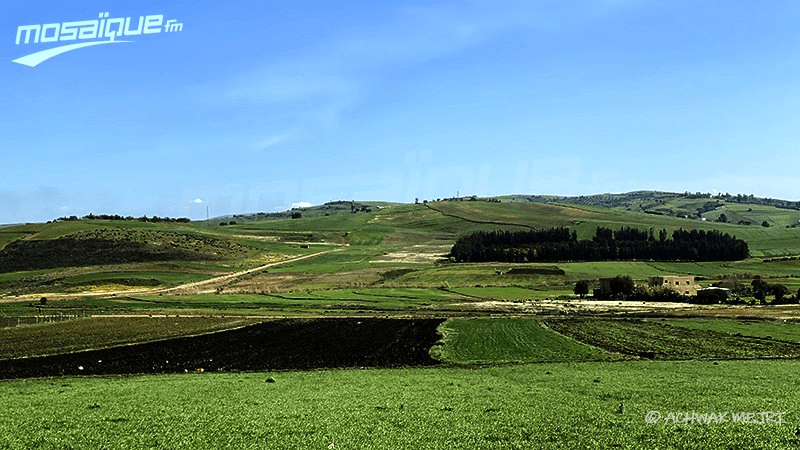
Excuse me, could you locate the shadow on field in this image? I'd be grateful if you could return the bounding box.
[0,318,444,379]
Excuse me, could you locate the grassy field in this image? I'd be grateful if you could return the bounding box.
[0,288,471,319]
[0,316,261,359]
[545,319,800,360]
[657,318,800,344]
[0,360,798,449]
[432,318,619,364]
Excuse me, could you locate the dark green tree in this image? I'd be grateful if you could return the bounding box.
[751,277,768,299]
[574,280,590,298]
[609,275,635,299]
[773,284,790,303]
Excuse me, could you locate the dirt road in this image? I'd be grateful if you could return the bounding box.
[0,249,339,303]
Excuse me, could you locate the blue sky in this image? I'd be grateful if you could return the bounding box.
[2,0,799,223]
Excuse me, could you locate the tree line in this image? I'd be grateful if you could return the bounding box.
[53,214,190,223]
[449,226,749,262]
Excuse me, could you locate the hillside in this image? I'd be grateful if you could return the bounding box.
[0,191,798,302]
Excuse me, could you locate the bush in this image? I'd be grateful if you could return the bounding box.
[608,275,635,299]
[772,284,791,303]
[694,288,729,304]
[633,285,686,303]
[574,280,589,298]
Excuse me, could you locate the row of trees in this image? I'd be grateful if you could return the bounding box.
[450,227,749,262]
[53,214,190,223]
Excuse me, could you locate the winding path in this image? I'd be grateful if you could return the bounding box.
[0,249,339,303]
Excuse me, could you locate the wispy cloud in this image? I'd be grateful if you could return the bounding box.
[204,1,647,141]
[251,130,298,151]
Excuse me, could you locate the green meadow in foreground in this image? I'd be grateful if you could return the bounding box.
[0,360,798,449]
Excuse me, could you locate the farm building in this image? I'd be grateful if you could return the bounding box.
[647,276,699,296]
[594,275,700,298]
[596,278,615,298]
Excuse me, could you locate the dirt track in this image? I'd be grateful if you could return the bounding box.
[0,250,338,303]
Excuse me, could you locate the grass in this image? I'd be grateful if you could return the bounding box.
[0,288,472,319]
[0,231,31,250]
[657,318,800,344]
[143,288,466,312]
[0,316,261,359]
[545,319,800,360]
[448,286,542,300]
[432,318,620,364]
[267,248,382,273]
[1,360,799,448]
[57,271,212,288]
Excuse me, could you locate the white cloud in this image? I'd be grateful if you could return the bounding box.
[252,130,297,151]
[291,201,313,208]
[192,198,204,204]
[198,1,649,150]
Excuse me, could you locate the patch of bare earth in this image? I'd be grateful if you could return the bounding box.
[371,245,452,264]
[448,299,800,319]
[0,318,445,378]
[224,268,389,293]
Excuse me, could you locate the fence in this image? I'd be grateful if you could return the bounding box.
[0,312,88,329]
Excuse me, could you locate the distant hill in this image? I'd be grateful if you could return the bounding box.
[201,200,399,225]
[524,191,800,225]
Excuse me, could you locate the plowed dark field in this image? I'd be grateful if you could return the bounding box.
[0,318,444,379]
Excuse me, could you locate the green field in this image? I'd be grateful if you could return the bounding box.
[432,318,619,364]
[1,361,798,449]
[658,318,800,344]
[545,319,800,359]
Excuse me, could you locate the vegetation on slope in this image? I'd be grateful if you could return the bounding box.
[450,226,749,262]
[0,229,256,273]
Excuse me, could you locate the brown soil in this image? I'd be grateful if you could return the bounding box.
[0,318,445,379]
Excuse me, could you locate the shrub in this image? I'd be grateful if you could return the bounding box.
[574,280,589,298]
